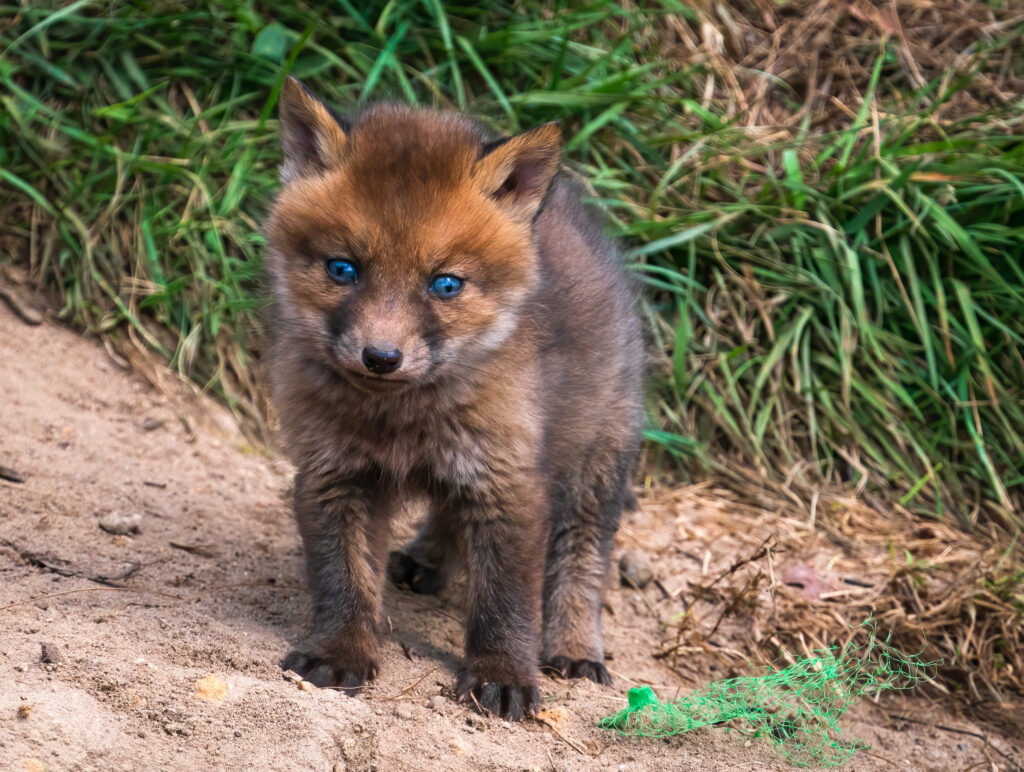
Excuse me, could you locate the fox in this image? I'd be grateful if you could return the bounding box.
[264,77,644,720]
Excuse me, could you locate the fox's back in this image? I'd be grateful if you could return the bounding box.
[528,174,644,475]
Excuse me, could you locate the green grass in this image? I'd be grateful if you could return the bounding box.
[1,1,1022,528]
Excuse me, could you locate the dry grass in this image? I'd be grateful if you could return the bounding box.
[629,482,1024,731]
[655,0,1022,129]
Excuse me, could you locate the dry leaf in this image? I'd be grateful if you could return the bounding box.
[195,675,227,701]
[536,706,571,728]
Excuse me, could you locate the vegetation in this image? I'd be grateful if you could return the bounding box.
[1,0,1021,531]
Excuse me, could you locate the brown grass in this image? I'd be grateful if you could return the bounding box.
[630,481,1024,733]
[654,0,1022,129]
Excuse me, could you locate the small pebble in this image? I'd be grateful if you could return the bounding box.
[98,512,142,535]
[298,680,315,692]
[0,464,26,483]
[340,738,358,761]
[395,704,413,720]
[618,550,653,589]
[163,722,191,736]
[39,642,63,665]
[427,695,446,712]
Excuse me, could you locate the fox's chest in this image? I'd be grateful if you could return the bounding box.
[337,407,490,489]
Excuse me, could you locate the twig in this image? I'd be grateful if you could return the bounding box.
[0,586,182,611]
[0,580,297,613]
[169,541,217,558]
[854,748,899,768]
[380,667,437,701]
[621,572,659,618]
[467,689,487,716]
[536,716,587,755]
[698,534,775,592]
[653,578,672,600]
[886,713,1020,766]
[1,538,148,587]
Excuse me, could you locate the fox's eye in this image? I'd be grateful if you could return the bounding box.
[429,274,463,298]
[325,258,358,285]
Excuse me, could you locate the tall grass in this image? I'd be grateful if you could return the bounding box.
[1,1,1022,528]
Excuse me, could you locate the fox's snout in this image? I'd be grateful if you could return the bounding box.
[361,344,403,374]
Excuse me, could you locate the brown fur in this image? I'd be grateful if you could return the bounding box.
[265,78,644,719]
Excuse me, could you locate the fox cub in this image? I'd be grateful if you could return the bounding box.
[265,78,644,720]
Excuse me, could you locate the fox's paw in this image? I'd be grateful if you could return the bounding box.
[281,648,378,693]
[387,550,446,595]
[542,655,612,685]
[455,669,540,721]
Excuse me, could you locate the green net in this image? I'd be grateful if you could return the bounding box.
[598,623,939,767]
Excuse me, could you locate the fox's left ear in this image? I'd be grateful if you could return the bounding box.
[473,122,562,222]
[278,77,349,184]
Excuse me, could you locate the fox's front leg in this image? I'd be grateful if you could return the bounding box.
[454,477,547,720]
[282,470,394,692]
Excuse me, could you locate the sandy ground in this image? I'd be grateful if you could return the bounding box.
[1,299,1020,772]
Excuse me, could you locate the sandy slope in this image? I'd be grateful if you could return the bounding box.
[0,300,1015,771]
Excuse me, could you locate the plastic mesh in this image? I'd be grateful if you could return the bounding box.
[598,622,939,767]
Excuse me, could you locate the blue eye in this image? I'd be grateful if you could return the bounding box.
[325,258,358,285]
[429,274,463,298]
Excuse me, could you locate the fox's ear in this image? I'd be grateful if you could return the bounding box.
[278,77,349,183]
[473,122,562,222]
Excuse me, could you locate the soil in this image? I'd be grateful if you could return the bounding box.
[1,300,1019,771]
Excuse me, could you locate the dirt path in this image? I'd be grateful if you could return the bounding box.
[0,301,1015,771]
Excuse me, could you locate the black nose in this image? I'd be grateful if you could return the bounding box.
[361,346,403,374]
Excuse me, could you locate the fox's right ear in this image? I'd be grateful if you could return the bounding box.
[278,77,349,184]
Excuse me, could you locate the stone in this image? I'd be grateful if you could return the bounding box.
[39,642,64,665]
[618,551,653,589]
[98,512,142,535]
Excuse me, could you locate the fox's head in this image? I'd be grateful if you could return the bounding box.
[265,78,561,394]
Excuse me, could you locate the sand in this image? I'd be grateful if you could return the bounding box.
[0,299,1017,771]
